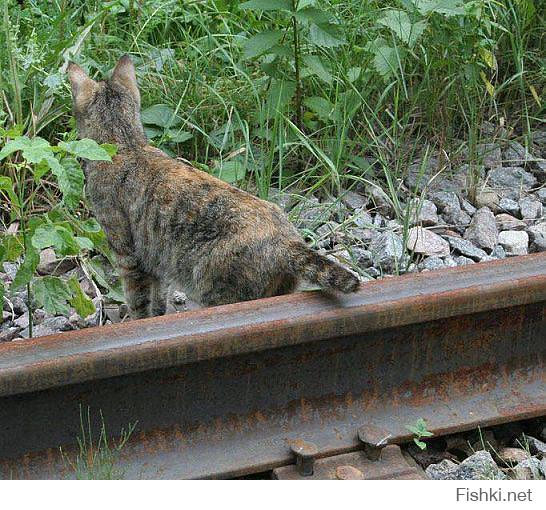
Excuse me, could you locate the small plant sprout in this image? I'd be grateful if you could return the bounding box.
[406,418,434,450]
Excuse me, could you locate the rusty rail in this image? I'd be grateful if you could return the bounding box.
[0,253,545,479]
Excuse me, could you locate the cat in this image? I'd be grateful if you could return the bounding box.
[67,55,359,319]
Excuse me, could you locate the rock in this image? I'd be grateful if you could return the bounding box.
[369,231,404,270]
[349,227,377,244]
[498,197,520,216]
[513,458,545,480]
[407,227,450,257]
[491,245,506,259]
[373,214,387,228]
[13,312,29,329]
[477,143,502,169]
[443,255,457,267]
[455,256,475,265]
[409,198,439,226]
[4,294,27,315]
[498,230,529,256]
[488,166,537,190]
[1,310,11,323]
[503,140,534,167]
[455,451,506,480]
[495,213,525,231]
[427,451,505,480]
[474,187,500,212]
[444,236,488,261]
[291,197,330,230]
[418,256,446,271]
[20,316,72,339]
[528,222,546,252]
[0,326,20,342]
[2,262,18,281]
[431,192,471,230]
[522,435,546,457]
[497,447,529,465]
[367,186,393,216]
[405,158,451,191]
[351,208,373,228]
[79,277,97,298]
[268,189,293,211]
[341,190,368,210]
[37,248,77,276]
[425,459,458,480]
[460,198,477,216]
[463,207,498,252]
[519,196,543,220]
[315,221,339,248]
[351,247,373,268]
[536,188,546,205]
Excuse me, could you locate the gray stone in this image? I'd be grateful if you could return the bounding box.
[409,198,439,226]
[498,230,529,256]
[341,190,368,210]
[528,222,546,252]
[498,197,520,216]
[14,312,29,329]
[474,187,500,212]
[431,191,460,213]
[0,326,20,342]
[369,231,404,270]
[488,166,537,189]
[444,236,488,261]
[404,158,455,192]
[495,213,525,231]
[491,245,506,259]
[407,227,450,257]
[348,227,377,244]
[351,208,373,228]
[463,207,498,252]
[503,140,534,167]
[427,451,505,480]
[20,316,72,339]
[37,248,77,276]
[367,186,394,216]
[455,256,475,266]
[3,294,27,315]
[460,198,477,216]
[418,256,446,272]
[291,197,330,230]
[513,458,545,480]
[373,214,387,228]
[2,262,18,281]
[477,143,502,169]
[268,189,293,211]
[519,196,543,220]
[425,459,458,480]
[536,188,546,205]
[351,247,373,268]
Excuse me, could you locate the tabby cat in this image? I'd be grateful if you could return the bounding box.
[68,55,359,319]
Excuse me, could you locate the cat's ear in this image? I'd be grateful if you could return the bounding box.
[67,63,97,108]
[111,54,140,106]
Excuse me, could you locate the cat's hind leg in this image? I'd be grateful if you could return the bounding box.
[118,256,153,319]
[150,278,168,316]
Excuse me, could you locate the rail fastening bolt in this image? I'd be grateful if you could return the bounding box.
[290,440,318,477]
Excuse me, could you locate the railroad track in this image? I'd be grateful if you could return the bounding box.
[1,253,545,479]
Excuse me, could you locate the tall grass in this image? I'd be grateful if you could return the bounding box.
[1,0,544,218]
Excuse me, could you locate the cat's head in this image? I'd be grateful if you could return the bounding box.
[67,55,146,147]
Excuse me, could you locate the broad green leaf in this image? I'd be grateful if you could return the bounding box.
[0,234,23,262]
[412,0,465,16]
[478,47,497,70]
[11,245,39,291]
[302,55,333,84]
[347,67,362,82]
[414,439,427,450]
[101,143,118,158]
[53,157,85,210]
[296,0,315,9]
[242,30,283,59]
[166,129,193,143]
[59,139,112,161]
[240,0,292,11]
[32,223,88,256]
[369,39,401,79]
[265,80,296,118]
[0,136,50,162]
[308,23,346,48]
[68,277,96,318]
[480,71,495,97]
[215,160,246,183]
[33,276,72,315]
[295,7,330,24]
[0,176,21,210]
[378,9,427,47]
[304,96,333,121]
[141,104,181,128]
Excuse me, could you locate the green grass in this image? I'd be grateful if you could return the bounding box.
[0,0,544,280]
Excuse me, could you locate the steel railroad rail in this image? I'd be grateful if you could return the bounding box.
[0,253,545,479]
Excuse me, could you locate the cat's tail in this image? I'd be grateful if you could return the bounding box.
[290,243,360,293]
